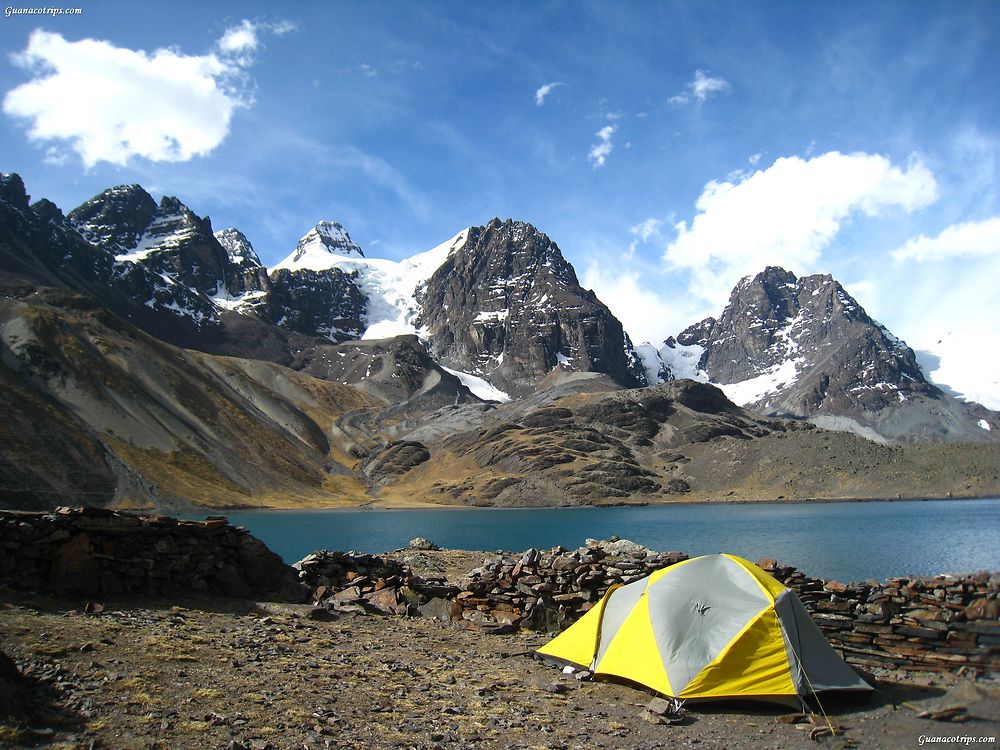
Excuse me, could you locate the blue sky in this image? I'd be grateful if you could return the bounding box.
[2,1,1000,407]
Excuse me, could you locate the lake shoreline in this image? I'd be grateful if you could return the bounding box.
[179,490,1000,514]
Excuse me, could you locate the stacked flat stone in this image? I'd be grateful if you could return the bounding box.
[760,559,1000,674]
[0,507,304,600]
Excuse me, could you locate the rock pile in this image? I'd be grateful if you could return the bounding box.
[295,539,688,634]
[454,539,689,632]
[294,550,460,618]
[0,507,304,600]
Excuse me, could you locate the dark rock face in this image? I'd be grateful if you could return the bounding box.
[0,173,116,296]
[264,267,367,342]
[66,184,157,254]
[417,218,645,396]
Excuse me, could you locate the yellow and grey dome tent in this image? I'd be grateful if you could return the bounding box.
[535,553,871,707]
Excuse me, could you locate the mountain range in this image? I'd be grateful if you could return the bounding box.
[1,172,997,510]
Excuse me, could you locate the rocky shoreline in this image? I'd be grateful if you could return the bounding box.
[2,507,999,749]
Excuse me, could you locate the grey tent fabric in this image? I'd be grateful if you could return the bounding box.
[775,590,873,694]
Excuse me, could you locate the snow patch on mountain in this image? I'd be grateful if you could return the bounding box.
[272,227,469,340]
[659,340,707,381]
[634,339,708,385]
[210,288,267,311]
[719,357,803,407]
[441,365,511,403]
[115,213,198,263]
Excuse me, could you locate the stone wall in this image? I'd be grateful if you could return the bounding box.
[298,539,999,675]
[760,558,999,674]
[0,507,305,601]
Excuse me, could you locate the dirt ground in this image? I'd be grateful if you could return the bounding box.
[1,586,998,750]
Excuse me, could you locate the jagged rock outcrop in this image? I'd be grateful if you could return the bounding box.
[69,187,231,310]
[416,218,646,396]
[669,267,998,443]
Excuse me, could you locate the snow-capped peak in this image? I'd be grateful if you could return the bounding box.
[280,221,365,269]
[270,225,469,340]
[214,227,262,268]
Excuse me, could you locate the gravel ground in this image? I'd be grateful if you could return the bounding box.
[2,588,998,750]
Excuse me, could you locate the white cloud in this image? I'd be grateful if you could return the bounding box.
[534,81,563,106]
[2,21,289,167]
[890,216,1000,262]
[664,151,939,306]
[588,124,616,169]
[669,69,730,106]
[218,20,258,54]
[582,263,691,345]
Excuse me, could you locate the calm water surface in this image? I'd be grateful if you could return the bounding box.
[188,498,1000,583]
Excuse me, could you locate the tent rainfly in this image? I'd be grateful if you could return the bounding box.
[535,553,872,707]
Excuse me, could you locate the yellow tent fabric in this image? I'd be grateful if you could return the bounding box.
[535,553,871,705]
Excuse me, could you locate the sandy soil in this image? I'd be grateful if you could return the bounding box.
[2,585,998,750]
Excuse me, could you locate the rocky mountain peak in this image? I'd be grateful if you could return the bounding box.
[416,218,646,396]
[0,172,29,210]
[30,198,65,225]
[288,221,365,268]
[664,265,997,442]
[67,184,157,253]
[214,227,263,269]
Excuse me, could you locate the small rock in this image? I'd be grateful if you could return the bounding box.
[528,674,569,694]
[409,537,440,551]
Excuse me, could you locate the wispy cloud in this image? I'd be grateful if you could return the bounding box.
[891,217,1000,262]
[665,151,939,305]
[624,217,666,260]
[3,20,292,167]
[534,81,563,106]
[668,69,730,106]
[632,217,664,242]
[588,124,616,169]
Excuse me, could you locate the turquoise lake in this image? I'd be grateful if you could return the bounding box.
[188,498,1000,583]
